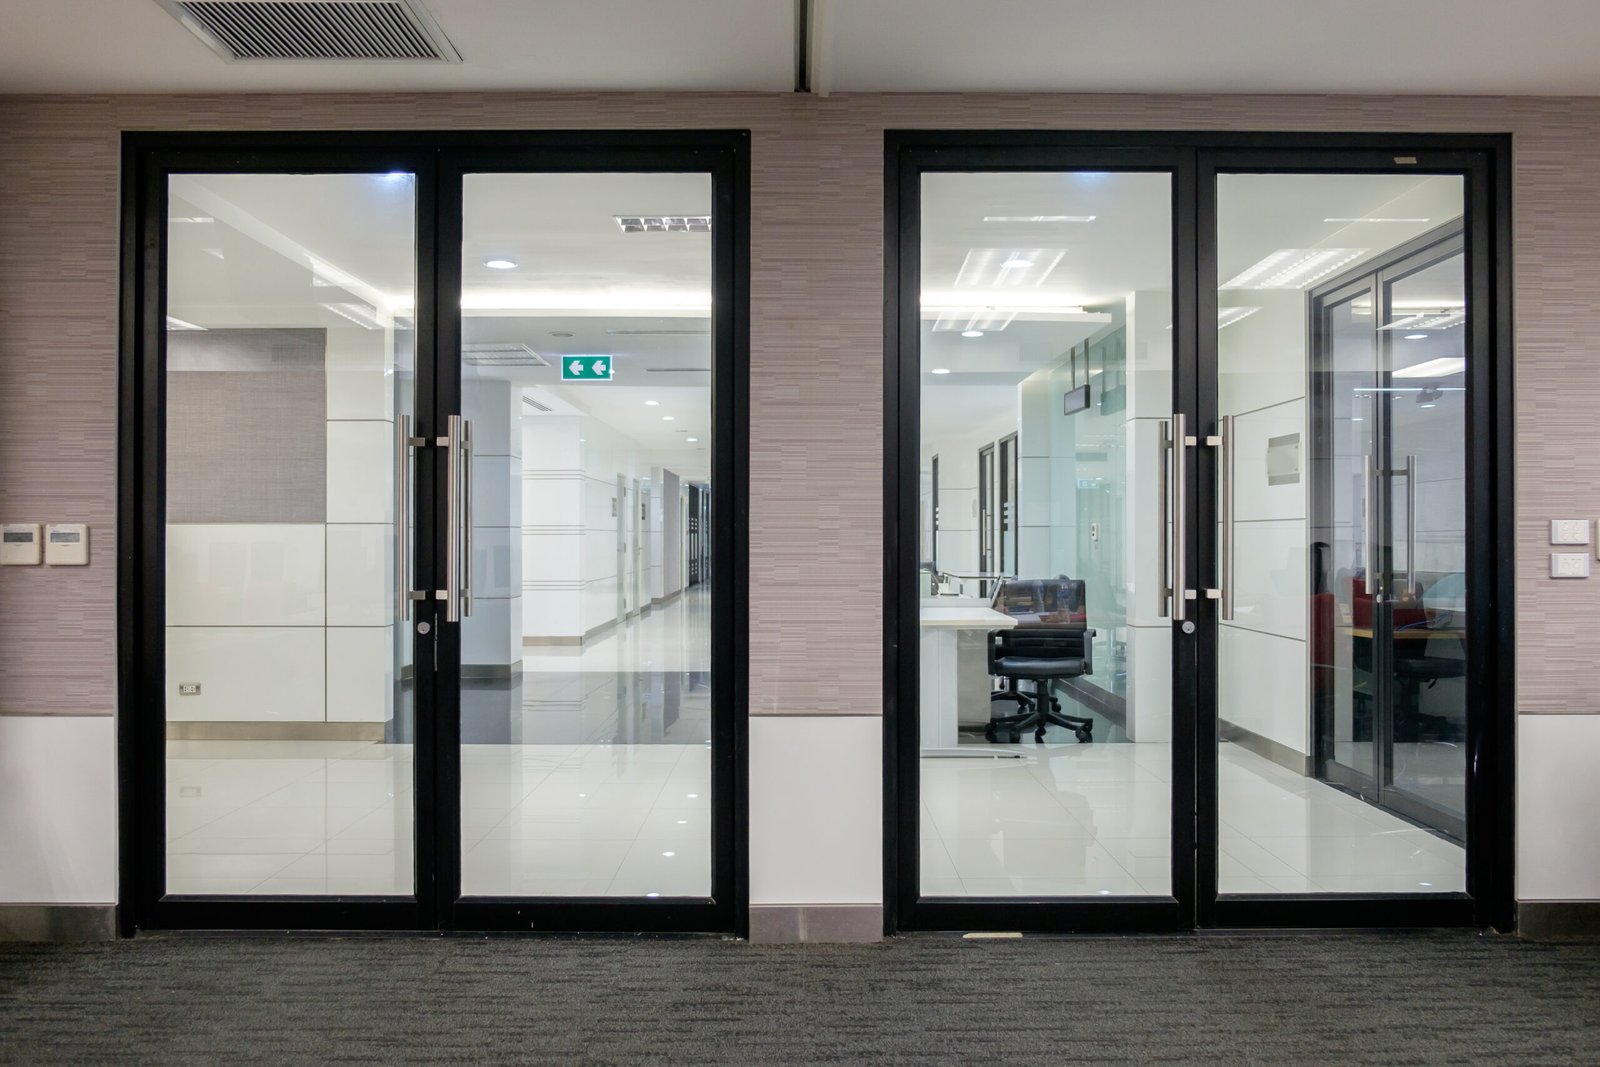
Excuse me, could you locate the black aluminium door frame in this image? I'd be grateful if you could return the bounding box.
[883,130,1514,935]
[116,129,751,935]
[885,136,1202,934]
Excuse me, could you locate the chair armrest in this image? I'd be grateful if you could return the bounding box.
[1082,628,1096,676]
[987,629,1002,674]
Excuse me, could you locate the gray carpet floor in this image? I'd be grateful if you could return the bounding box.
[2,932,1598,1064]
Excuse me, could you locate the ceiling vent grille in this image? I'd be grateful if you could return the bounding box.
[163,1,461,62]
[464,344,550,368]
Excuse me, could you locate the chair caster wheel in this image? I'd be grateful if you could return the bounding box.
[1074,727,1093,744]
[984,723,999,743]
[1035,729,1046,744]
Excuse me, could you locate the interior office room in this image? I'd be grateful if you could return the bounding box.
[4,1,1600,1063]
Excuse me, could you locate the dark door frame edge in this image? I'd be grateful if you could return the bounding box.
[882,129,1515,935]
[116,129,752,936]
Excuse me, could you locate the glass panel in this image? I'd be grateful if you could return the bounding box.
[1216,173,1466,895]
[458,172,713,898]
[919,171,1173,898]
[164,172,417,896]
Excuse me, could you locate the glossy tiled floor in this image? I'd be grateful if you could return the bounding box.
[919,740,1466,897]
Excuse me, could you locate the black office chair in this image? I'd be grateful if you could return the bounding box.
[985,625,1097,744]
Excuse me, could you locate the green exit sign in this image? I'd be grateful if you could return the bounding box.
[561,355,613,381]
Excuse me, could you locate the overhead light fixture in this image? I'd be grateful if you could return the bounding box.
[165,315,206,331]
[484,258,517,270]
[1221,248,1368,290]
[462,343,551,368]
[982,215,1095,223]
[644,400,660,406]
[961,330,984,338]
[614,215,711,233]
[687,437,698,442]
[662,415,675,421]
[954,247,1066,289]
[1217,306,1262,330]
[1382,309,1465,332]
[460,289,711,314]
[1404,333,1429,341]
[1392,357,1466,379]
[321,301,385,330]
[1323,217,1431,223]
[169,215,214,224]
[931,368,951,375]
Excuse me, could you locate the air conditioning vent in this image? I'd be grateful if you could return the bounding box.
[464,344,550,368]
[162,1,461,62]
[521,396,553,413]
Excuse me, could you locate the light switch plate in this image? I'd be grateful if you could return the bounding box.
[1551,552,1591,578]
[1550,519,1592,545]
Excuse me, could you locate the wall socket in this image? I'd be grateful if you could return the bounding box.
[1551,553,1590,578]
[1550,519,1593,545]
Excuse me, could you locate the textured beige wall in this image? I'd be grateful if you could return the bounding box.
[0,91,1597,717]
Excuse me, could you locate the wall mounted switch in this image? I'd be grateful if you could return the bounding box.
[0,524,42,565]
[1550,519,1592,545]
[43,523,88,565]
[1551,552,1590,578]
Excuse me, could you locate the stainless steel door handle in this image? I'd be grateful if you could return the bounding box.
[1404,453,1417,597]
[441,414,464,623]
[461,417,474,619]
[1158,418,1171,618]
[397,414,412,622]
[1362,453,1376,597]
[1212,415,1235,621]
[1172,412,1192,623]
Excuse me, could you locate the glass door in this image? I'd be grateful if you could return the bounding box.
[437,159,737,931]
[1209,166,1473,908]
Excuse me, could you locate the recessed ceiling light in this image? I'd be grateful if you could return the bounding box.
[982,215,1096,223]
[662,415,675,421]
[614,215,711,233]
[961,330,984,338]
[1404,333,1429,340]
[931,368,952,375]
[484,258,517,270]
[1393,357,1466,379]
[686,437,698,442]
[954,247,1066,289]
[644,399,660,406]
[646,892,661,898]
[662,851,675,858]
[1001,256,1035,269]
[1323,217,1430,223]
[1221,248,1367,290]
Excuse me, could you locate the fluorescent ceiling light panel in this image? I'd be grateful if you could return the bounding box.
[1217,306,1262,329]
[953,248,1066,289]
[1381,309,1466,331]
[462,343,550,367]
[1323,217,1431,223]
[932,308,1016,333]
[461,289,712,314]
[321,301,385,330]
[1221,248,1368,290]
[1392,357,1466,378]
[614,215,711,233]
[982,215,1096,223]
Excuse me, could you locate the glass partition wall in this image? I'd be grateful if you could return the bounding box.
[891,136,1509,932]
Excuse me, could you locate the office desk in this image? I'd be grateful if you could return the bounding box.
[919,598,1017,755]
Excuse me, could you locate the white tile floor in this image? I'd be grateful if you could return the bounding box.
[920,741,1465,897]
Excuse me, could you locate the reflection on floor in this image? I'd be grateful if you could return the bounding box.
[165,587,713,897]
[920,742,1466,897]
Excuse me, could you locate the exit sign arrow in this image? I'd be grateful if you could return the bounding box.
[561,355,613,381]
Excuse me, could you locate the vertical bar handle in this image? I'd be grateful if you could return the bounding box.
[1362,454,1376,597]
[461,418,474,619]
[396,414,412,622]
[1404,453,1417,599]
[442,414,463,623]
[1218,414,1235,621]
[1172,412,1189,623]
[1157,419,1171,618]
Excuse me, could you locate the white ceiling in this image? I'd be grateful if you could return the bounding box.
[4,0,1600,95]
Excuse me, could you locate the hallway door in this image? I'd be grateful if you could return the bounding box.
[122,132,748,934]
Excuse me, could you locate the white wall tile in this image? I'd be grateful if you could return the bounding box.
[166,524,325,626]
[326,421,394,524]
[324,326,394,422]
[462,595,518,667]
[750,715,882,905]
[166,626,325,721]
[1218,624,1309,756]
[1230,518,1308,641]
[326,523,392,627]
[473,524,519,600]
[471,454,518,529]
[1518,714,1600,900]
[326,626,394,723]
[1124,624,1172,743]
[0,716,116,903]
[524,586,583,639]
[1232,399,1307,523]
[1218,289,1306,417]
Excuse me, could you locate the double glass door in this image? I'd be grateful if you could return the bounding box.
[131,134,743,931]
[894,139,1504,930]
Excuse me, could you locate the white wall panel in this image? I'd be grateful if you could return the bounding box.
[166,626,325,721]
[1218,624,1309,756]
[1518,714,1600,900]
[324,326,394,422]
[0,716,116,904]
[166,524,325,626]
[750,715,882,905]
[326,625,393,723]
[325,523,391,627]
[326,421,394,524]
[1230,518,1308,640]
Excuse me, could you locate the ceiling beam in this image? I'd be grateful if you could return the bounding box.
[797,0,834,97]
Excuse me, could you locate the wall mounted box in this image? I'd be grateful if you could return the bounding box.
[0,524,42,565]
[44,524,89,566]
